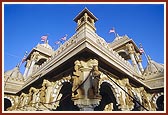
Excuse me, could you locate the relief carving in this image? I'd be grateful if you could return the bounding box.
[72,60,84,99]
[126,43,135,54]
[18,93,28,108]
[140,88,151,110]
[125,83,134,109]
[89,65,101,99]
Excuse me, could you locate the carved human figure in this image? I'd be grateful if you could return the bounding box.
[125,83,134,108]
[39,82,47,103]
[119,91,124,106]
[72,60,84,98]
[29,87,39,106]
[27,88,34,105]
[150,100,157,111]
[18,93,28,107]
[91,65,101,98]
[72,60,81,92]
[45,80,53,103]
[140,89,150,110]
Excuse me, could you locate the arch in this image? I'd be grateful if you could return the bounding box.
[55,82,79,111]
[151,92,164,111]
[156,95,164,111]
[94,82,120,111]
[4,95,15,106]
[117,50,129,60]
[4,98,12,111]
[87,17,92,24]
[99,74,120,103]
[36,58,47,65]
[80,17,85,23]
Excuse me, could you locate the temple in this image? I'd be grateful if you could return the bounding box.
[4,8,164,111]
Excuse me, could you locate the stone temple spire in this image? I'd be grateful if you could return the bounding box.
[74,7,98,33]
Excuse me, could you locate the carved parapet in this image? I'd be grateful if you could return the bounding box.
[115,78,136,110]
[97,36,109,49]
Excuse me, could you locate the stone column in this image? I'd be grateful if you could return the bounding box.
[27,60,35,77]
[136,53,144,73]
[27,52,39,77]
[23,60,31,78]
[23,67,28,78]
[126,43,141,75]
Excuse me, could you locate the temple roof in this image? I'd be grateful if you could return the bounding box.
[74,7,98,22]
[108,34,140,53]
[26,42,54,60]
[143,56,164,78]
[4,66,24,81]
[39,42,53,50]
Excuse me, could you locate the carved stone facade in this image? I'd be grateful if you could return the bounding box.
[4,8,164,112]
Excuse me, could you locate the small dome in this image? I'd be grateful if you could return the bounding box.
[113,34,123,41]
[40,43,53,50]
[113,34,130,42]
[4,66,24,81]
[143,57,164,77]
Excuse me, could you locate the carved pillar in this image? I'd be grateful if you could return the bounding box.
[23,59,31,78]
[77,19,81,26]
[23,67,28,78]
[27,52,39,77]
[72,59,101,111]
[27,60,35,77]
[126,43,141,75]
[136,53,144,73]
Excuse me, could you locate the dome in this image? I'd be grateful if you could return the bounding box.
[143,56,164,77]
[40,43,53,50]
[4,66,24,81]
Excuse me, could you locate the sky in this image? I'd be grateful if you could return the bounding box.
[3,3,165,74]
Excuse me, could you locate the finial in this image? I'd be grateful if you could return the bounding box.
[125,34,128,37]
[46,40,49,44]
[16,63,20,67]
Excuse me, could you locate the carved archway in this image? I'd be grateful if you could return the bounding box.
[55,82,79,111]
[156,95,164,111]
[4,95,15,111]
[152,92,164,111]
[4,98,12,111]
[94,82,120,111]
[118,50,129,60]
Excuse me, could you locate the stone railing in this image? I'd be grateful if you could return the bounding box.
[29,34,78,78]
[95,35,136,75]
